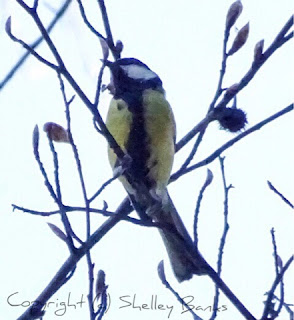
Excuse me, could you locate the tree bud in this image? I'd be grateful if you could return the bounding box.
[47,223,67,242]
[43,122,69,143]
[95,270,106,301]
[157,260,167,284]
[226,1,243,31]
[228,22,249,56]
[253,39,264,62]
[115,40,124,55]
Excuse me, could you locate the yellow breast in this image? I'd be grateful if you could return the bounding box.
[105,89,175,196]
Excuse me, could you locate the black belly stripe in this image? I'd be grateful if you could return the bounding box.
[125,98,153,189]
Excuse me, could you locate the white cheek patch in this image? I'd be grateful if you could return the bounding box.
[121,64,158,81]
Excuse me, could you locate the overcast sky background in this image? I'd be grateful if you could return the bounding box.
[0,0,293,319]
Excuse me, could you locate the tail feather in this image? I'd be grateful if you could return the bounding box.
[152,191,208,282]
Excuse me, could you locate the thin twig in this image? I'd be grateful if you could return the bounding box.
[261,255,294,320]
[13,0,126,162]
[267,181,294,209]
[171,104,294,182]
[97,0,119,59]
[96,288,108,319]
[12,1,143,199]
[0,0,72,90]
[57,72,95,319]
[94,61,106,109]
[270,228,285,319]
[89,175,119,203]
[271,228,280,276]
[12,204,112,217]
[176,16,294,152]
[175,16,230,160]
[208,25,230,112]
[47,138,62,201]
[176,130,206,175]
[6,19,59,70]
[11,3,293,320]
[216,15,294,110]
[12,204,163,228]
[32,126,75,250]
[210,157,233,320]
[176,110,213,153]
[16,198,132,320]
[15,0,65,66]
[268,294,294,320]
[46,137,76,250]
[193,169,213,248]
[158,261,203,320]
[76,0,105,40]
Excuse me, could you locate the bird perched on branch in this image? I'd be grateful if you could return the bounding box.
[105,57,207,282]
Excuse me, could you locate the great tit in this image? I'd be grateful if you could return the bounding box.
[105,58,203,281]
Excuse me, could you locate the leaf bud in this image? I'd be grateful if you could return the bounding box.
[226,1,243,31]
[43,122,69,143]
[253,39,264,62]
[228,22,249,56]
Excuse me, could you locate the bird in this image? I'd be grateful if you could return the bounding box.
[105,57,207,282]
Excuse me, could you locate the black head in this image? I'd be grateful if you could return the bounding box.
[105,58,162,99]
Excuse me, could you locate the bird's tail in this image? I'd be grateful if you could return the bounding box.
[153,191,208,282]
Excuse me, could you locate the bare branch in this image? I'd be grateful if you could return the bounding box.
[16,198,132,320]
[175,130,206,175]
[261,255,294,320]
[171,104,294,182]
[176,112,213,152]
[216,15,294,109]
[0,0,72,90]
[12,0,128,173]
[193,169,213,248]
[269,229,285,319]
[44,132,76,251]
[6,17,59,71]
[57,72,96,318]
[76,0,105,40]
[97,0,120,59]
[12,203,164,228]
[175,1,235,165]
[32,126,58,205]
[266,294,294,320]
[89,175,119,203]
[208,16,230,111]
[176,16,293,151]
[210,157,233,320]
[95,270,108,319]
[267,181,294,209]
[157,261,203,320]
[94,60,107,109]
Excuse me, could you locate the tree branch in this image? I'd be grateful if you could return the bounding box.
[0,0,72,90]
[267,181,294,210]
[16,198,132,320]
[193,169,213,248]
[261,255,294,320]
[210,157,233,320]
[176,16,293,152]
[171,104,294,181]
[97,0,120,59]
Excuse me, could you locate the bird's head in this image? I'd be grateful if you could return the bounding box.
[104,58,162,97]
